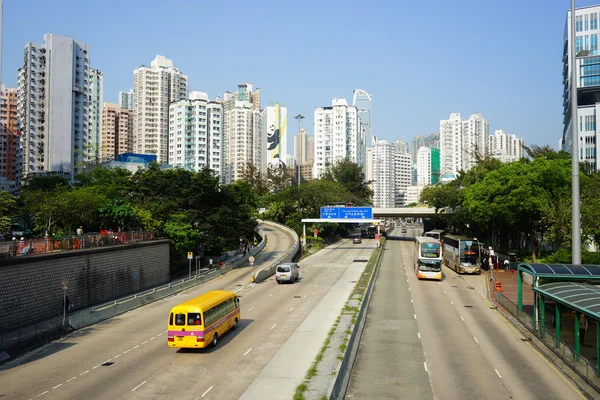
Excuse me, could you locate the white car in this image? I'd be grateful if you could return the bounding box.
[276,263,299,284]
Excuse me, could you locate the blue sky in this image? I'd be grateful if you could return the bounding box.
[2,0,597,152]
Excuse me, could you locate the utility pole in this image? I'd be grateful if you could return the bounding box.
[294,114,305,186]
[571,0,581,264]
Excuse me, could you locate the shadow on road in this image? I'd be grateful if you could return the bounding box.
[175,319,254,354]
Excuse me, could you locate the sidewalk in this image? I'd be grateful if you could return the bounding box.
[487,269,598,367]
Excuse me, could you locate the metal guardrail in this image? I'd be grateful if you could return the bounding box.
[329,238,386,400]
[252,220,300,283]
[494,290,600,392]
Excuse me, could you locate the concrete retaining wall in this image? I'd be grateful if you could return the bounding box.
[0,240,171,334]
[253,220,299,283]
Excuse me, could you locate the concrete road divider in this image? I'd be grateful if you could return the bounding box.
[252,220,299,284]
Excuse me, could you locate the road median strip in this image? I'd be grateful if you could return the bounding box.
[294,239,385,400]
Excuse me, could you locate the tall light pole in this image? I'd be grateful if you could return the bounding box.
[571,0,581,264]
[294,114,305,186]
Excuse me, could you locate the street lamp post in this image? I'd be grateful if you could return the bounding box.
[571,0,582,264]
[294,114,305,186]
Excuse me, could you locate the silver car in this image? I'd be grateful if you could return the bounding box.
[276,263,299,284]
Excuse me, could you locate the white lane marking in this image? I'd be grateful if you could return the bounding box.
[66,377,76,383]
[81,370,90,375]
[409,287,411,291]
[244,347,252,356]
[314,285,318,288]
[142,341,148,345]
[324,277,327,280]
[438,282,441,285]
[36,391,49,397]
[114,354,121,358]
[248,306,255,311]
[201,385,214,397]
[132,380,147,392]
[269,293,273,297]
[424,362,428,372]
[52,383,63,389]
[495,369,502,379]
[158,332,164,336]
[133,345,140,349]
[418,332,421,339]
[333,270,336,273]
[289,307,294,312]
[450,301,454,305]
[407,279,409,282]
[443,290,447,294]
[303,294,307,298]
[474,337,479,344]
[123,349,131,354]
[460,316,465,321]
[410,299,413,303]
[413,314,417,319]
[150,336,156,340]
[92,365,101,369]
[271,323,277,329]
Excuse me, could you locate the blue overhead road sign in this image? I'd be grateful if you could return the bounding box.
[320,207,340,219]
[340,207,372,219]
[320,207,372,219]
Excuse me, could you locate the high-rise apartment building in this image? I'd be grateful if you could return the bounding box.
[313,98,366,179]
[101,103,132,161]
[0,84,18,193]
[488,129,524,163]
[133,55,188,164]
[168,91,222,174]
[17,34,91,183]
[439,113,489,176]
[353,89,372,147]
[394,140,409,155]
[394,152,412,207]
[411,133,439,185]
[119,90,133,110]
[294,128,313,165]
[88,68,103,162]
[562,5,600,170]
[261,104,288,176]
[371,140,396,207]
[222,83,261,184]
[416,147,440,186]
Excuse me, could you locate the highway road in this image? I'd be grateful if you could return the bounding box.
[0,224,376,400]
[346,224,587,400]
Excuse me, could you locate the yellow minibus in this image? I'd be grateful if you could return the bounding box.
[168,290,240,349]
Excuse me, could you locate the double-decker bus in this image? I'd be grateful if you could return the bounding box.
[424,229,445,241]
[442,234,481,274]
[167,290,240,349]
[414,236,443,280]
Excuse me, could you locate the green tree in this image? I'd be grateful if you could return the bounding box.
[0,191,17,234]
[322,159,372,204]
[241,162,269,196]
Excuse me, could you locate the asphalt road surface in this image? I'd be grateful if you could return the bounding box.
[346,225,586,400]
[0,224,376,400]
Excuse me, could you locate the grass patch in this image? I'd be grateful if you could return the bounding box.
[339,343,347,352]
[294,383,308,400]
[321,394,329,400]
[338,355,345,361]
[306,365,318,379]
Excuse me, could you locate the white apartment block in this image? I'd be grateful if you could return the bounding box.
[168,91,222,175]
[394,139,409,154]
[222,83,261,184]
[488,129,524,163]
[261,104,288,175]
[101,102,132,162]
[439,113,489,176]
[133,55,188,164]
[17,34,91,182]
[294,128,314,166]
[394,152,412,207]
[371,140,396,208]
[313,97,366,179]
[119,90,133,110]
[417,146,433,186]
[88,68,103,162]
[405,185,425,205]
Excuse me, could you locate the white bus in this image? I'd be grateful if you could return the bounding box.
[424,229,445,241]
[442,234,481,274]
[414,237,443,280]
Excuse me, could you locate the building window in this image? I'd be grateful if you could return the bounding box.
[577,15,583,32]
[577,36,584,54]
[592,13,598,30]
